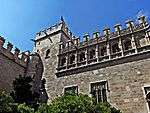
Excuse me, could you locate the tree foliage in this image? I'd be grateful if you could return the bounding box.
[36,94,122,113]
[0,90,14,113]
[10,75,39,105]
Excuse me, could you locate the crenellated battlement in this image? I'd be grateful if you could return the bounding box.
[35,22,63,40]
[59,15,149,51]
[0,36,30,68]
[35,17,78,41]
[56,15,150,76]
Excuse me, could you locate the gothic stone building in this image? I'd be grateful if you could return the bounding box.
[1,15,150,113]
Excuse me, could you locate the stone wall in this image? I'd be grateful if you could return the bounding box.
[0,54,26,92]
[49,56,150,113]
[0,36,28,92]
[33,17,150,113]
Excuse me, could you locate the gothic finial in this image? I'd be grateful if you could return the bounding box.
[61,16,64,22]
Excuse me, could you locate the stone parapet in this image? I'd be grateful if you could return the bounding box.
[0,37,29,68]
[57,15,150,75]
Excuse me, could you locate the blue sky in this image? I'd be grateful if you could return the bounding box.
[0,0,150,51]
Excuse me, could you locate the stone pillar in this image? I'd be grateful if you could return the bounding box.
[138,15,147,27]
[7,42,13,52]
[114,24,121,35]
[66,53,69,69]
[114,24,124,56]
[93,32,100,39]
[75,51,78,67]
[96,44,99,62]
[21,52,27,61]
[103,27,111,59]
[0,36,5,48]
[126,20,137,53]
[103,27,110,37]
[85,48,88,65]
[106,41,111,59]
[138,15,150,45]
[83,34,89,44]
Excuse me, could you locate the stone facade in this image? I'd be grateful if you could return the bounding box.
[33,16,150,113]
[1,15,150,113]
[0,36,29,92]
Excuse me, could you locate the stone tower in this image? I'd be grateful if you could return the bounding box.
[33,18,74,101]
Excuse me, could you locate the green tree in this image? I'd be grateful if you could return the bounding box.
[36,94,94,113]
[0,90,14,113]
[36,94,122,113]
[17,103,34,113]
[10,75,39,106]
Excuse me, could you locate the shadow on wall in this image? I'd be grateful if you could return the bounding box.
[30,53,48,103]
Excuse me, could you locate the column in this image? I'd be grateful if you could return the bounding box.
[85,48,88,65]
[138,15,150,45]
[106,41,111,59]
[114,24,124,56]
[126,20,137,53]
[103,27,111,59]
[75,51,78,67]
[66,53,69,69]
[119,37,124,56]
[95,44,99,62]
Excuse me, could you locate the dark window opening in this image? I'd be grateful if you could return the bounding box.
[124,40,132,50]
[89,49,96,59]
[60,57,66,66]
[64,86,78,95]
[112,43,120,53]
[79,52,86,62]
[146,92,150,110]
[144,87,150,112]
[70,54,75,64]
[91,81,107,103]
[45,49,50,58]
[101,47,107,56]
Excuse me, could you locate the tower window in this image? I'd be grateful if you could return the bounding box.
[112,43,120,53]
[60,57,66,66]
[70,54,75,64]
[89,49,96,59]
[101,47,107,56]
[64,86,78,95]
[124,39,132,50]
[79,52,86,62]
[91,81,107,103]
[45,49,50,58]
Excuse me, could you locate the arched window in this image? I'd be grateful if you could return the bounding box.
[101,47,107,56]
[112,43,120,53]
[79,52,86,62]
[89,49,96,59]
[70,54,75,64]
[124,39,132,50]
[45,49,50,58]
[60,57,66,66]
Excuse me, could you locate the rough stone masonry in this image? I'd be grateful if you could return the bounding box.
[1,15,150,113]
